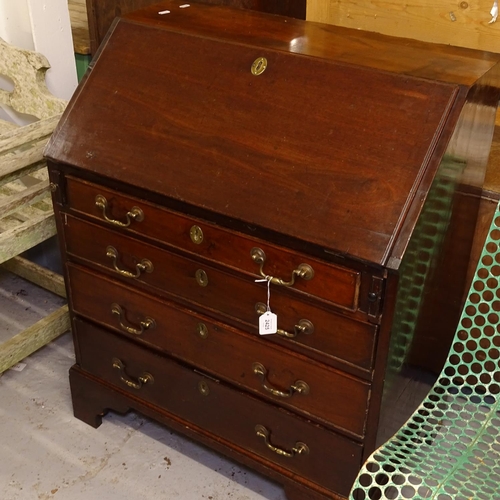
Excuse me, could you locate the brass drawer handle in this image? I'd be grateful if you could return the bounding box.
[250,247,314,287]
[106,246,154,279]
[252,362,309,398]
[111,303,156,335]
[95,194,144,227]
[255,303,314,338]
[112,357,154,389]
[255,424,309,458]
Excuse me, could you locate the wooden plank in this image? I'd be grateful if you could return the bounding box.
[0,162,47,190]
[68,0,91,54]
[2,256,67,298]
[0,198,53,226]
[0,305,70,374]
[68,0,89,29]
[0,180,50,219]
[0,142,49,185]
[0,212,56,264]
[0,113,61,152]
[306,0,500,53]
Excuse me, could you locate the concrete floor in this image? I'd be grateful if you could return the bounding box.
[0,269,287,500]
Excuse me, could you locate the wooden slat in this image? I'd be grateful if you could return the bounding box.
[2,256,67,298]
[10,198,53,222]
[0,180,50,220]
[0,305,70,374]
[0,162,47,190]
[0,113,61,152]
[306,0,500,53]
[2,202,53,226]
[0,212,56,264]
[0,142,49,185]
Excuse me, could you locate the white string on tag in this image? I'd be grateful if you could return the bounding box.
[255,276,278,335]
[255,276,272,311]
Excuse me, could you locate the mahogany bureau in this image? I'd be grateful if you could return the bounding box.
[45,2,500,499]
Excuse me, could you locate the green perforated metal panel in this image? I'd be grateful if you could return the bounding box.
[350,202,500,500]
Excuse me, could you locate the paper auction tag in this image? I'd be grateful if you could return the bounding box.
[259,311,278,335]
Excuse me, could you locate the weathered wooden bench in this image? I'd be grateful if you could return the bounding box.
[0,38,70,373]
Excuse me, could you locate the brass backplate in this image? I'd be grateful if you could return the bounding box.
[198,380,210,396]
[251,57,267,76]
[197,322,209,339]
[190,225,204,245]
[195,269,209,287]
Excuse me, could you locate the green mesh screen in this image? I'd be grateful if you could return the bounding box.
[350,202,500,500]
[384,156,463,380]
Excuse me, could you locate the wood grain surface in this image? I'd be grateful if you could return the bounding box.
[307,0,500,53]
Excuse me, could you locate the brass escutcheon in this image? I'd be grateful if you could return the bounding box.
[197,322,209,339]
[195,269,209,287]
[198,380,210,396]
[190,225,204,245]
[251,57,267,76]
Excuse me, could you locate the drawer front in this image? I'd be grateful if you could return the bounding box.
[65,176,360,309]
[74,318,363,497]
[64,217,376,373]
[68,264,370,437]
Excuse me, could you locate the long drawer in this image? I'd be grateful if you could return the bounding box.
[63,218,376,375]
[64,176,360,310]
[68,264,370,437]
[73,317,363,497]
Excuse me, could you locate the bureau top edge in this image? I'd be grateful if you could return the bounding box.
[123,0,500,87]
